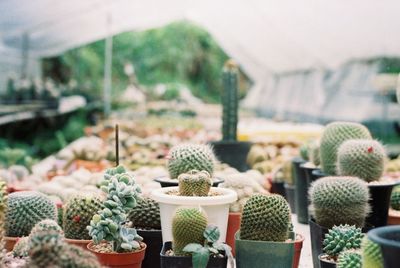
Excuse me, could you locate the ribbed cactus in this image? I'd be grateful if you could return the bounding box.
[6,191,57,237]
[320,122,372,175]
[323,225,363,258]
[12,236,29,257]
[362,236,383,268]
[178,170,212,196]
[128,197,161,229]
[63,195,103,240]
[337,250,362,268]
[222,59,239,141]
[167,143,215,179]
[172,207,208,256]
[240,194,290,242]
[0,180,7,261]
[309,176,370,228]
[390,185,400,210]
[337,139,385,182]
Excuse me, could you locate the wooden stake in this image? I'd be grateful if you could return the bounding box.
[115,124,119,166]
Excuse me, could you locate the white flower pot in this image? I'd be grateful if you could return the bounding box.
[151,186,237,243]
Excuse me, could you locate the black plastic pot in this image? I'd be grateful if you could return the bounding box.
[154,176,224,188]
[311,169,326,181]
[366,184,396,228]
[210,141,252,172]
[138,229,163,268]
[303,165,319,188]
[368,225,400,268]
[271,181,286,197]
[284,183,296,213]
[160,241,227,268]
[318,254,336,268]
[295,163,311,224]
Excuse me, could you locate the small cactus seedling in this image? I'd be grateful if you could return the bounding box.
[178,170,212,196]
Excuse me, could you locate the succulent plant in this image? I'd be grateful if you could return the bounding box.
[63,195,103,240]
[323,225,363,258]
[128,197,161,229]
[178,170,212,196]
[12,236,29,257]
[362,236,383,268]
[390,185,400,210]
[172,207,208,256]
[222,59,239,141]
[6,191,57,237]
[337,250,362,268]
[0,179,7,260]
[308,141,321,167]
[240,194,290,242]
[87,165,143,253]
[29,219,63,237]
[309,176,370,228]
[167,143,215,179]
[337,139,386,182]
[247,145,267,167]
[299,142,310,161]
[320,122,372,175]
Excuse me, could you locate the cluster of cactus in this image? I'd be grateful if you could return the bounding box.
[240,194,290,241]
[362,236,383,268]
[309,176,370,228]
[246,145,267,167]
[337,250,362,268]
[63,195,103,240]
[172,207,208,255]
[0,180,7,261]
[337,139,386,182]
[320,122,372,175]
[390,185,400,210]
[87,165,143,253]
[167,143,215,179]
[6,191,57,237]
[222,59,239,141]
[128,197,161,229]
[323,224,363,258]
[178,170,212,196]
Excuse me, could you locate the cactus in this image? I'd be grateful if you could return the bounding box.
[6,191,57,237]
[320,122,372,175]
[240,194,291,242]
[128,197,161,229]
[247,145,267,167]
[13,236,29,257]
[0,180,7,261]
[172,207,208,256]
[222,59,239,141]
[29,219,63,237]
[362,236,383,268]
[63,195,103,240]
[309,176,370,228]
[337,139,385,182]
[167,143,215,179]
[337,250,362,268]
[323,225,363,258]
[178,170,212,196]
[308,141,321,167]
[299,142,310,161]
[391,185,400,210]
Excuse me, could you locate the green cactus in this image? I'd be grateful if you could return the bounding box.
[308,141,321,167]
[0,180,7,261]
[320,122,372,175]
[172,207,208,256]
[309,176,370,228]
[323,225,363,258]
[337,139,386,182]
[390,185,400,210]
[63,195,103,240]
[13,236,29,257]
[167,144,215,179]
[222,59,239,141]
[128,197,161,229]
[29,219,63,237]
[337,250,362,268]
[178,170,212,196]
[362,236,383,268]
[299,142,310,161]
[6,191,57,237]
[246,145,267,167]
[240,194,291,242]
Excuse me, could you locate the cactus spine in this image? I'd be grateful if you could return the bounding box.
[222,59,239,141]
[178,170,212,196]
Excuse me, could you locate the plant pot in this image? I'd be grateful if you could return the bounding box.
[151,187,237,243]
[295,163,310,224]
[366,183,397,227]
[311,169,326,181]
[160,241,227,268]
[284,183,296,213]
[70,160,109,173]
[210,141,252,172]
[154,176,224,188]
[368,226,400,268]
[87,241,146,268]
[303,164,319,188]
[318,254,337,268]
[388,209,400,225]
[271,181,286,197]
[225,212,241,257]
[137,229,163,268]
[293,234,305,268]
[4,236,19,252]
[65,238,91,250]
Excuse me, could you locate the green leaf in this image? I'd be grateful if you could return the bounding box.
[183,243,203,253]
[191,247,210,268]
[204,225,220,243]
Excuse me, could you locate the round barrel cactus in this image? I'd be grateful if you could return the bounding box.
[128,197,161,230]
[178,170,212,196]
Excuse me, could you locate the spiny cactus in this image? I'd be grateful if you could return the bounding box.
[299,142,310,161]
[222,59,239,141]
[167,143,215,179]
[6,191,57,237]
[178,170,212,196]
[362,236,383,268]
[308,141,321,167]
[337,139,386,182]
[63,195,103,240]
[240,194,291,242]
[172,207,208,256]
[128,197,161,229]
[320,122,372,175]
[337,250,362,268]
[390,185,400,210]
[29,219,63,237]
[323,225,363,258]
[12,236,29,257]
[309,176,370,228]
[0,180,7,261]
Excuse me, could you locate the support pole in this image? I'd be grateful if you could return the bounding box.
[103,13,113,117]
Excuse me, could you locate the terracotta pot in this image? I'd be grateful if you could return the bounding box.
[87,242,146,268]
[388,209,400,225]
[293,234,305,268]
[225,212,241,257]
[65,238,91,250]
[4,237,19,252]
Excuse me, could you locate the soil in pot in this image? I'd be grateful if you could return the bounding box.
[65,238,91,250]
[388,209,400,225]
[271,181,286,197]
[4,237,18,252]
[225,212,241,257]
[368,225,400,268]
[366,183,397,227]
[210,141,252,172]
[284,183,296,213]
[318,254,337,268]
[87,241,146,268]
[154,176,224,188]
[160,241,227,268]
[137,229,163,268]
